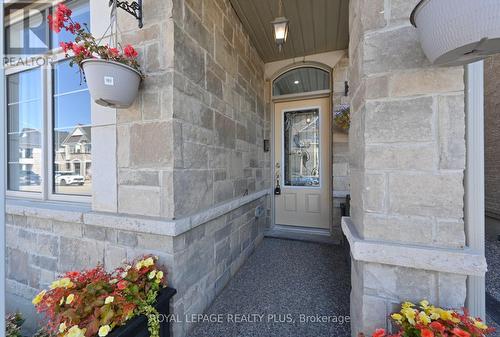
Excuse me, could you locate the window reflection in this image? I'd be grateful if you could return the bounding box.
[7,68,43,192]
[53,60,92,196]
[283,109,320,187]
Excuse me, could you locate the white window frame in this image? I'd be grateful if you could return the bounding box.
[4,1,91,204]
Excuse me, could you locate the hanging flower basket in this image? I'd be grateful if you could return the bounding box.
[333,104,350,132]
[411,0,500,66]
[81,59,142,108]
[48,3,143,109]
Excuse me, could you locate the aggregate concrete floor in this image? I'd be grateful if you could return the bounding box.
[187,238,351,337]
[486,217,500,335]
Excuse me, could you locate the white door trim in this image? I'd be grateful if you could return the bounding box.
[465,61,486,319]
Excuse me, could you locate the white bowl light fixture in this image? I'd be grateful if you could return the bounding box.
[272,0,289,52]
[411,0,500,66]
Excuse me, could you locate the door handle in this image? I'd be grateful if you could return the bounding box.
[274,163,281,195]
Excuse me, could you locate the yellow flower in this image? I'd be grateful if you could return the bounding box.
[98,325,111,337]
[66,294,75,304]
[148,270,157,279]
[104,296,114,304]
[419,300,430,308]
[135,261,143,270]
[417,311,431,325]
[59,322,67,333]
[474,320,488,330]
[143,257,154,267]
[401,308,416,325]
[430,312,440,320]
[32,290,46,305]
[391,313,403,321]
[402,301,415,309]
[50,277,74,289]
[156,271,164,280]
[66,325,85,337]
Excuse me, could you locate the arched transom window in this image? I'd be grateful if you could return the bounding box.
[273,67,330,97]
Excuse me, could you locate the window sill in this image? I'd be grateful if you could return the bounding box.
[6,197,91,223]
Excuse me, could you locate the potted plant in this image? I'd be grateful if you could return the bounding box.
[48,4,143,108]
[32,256,176,337]
[411,0,500,66]
[361,300,495,337]
[334,104,350,132]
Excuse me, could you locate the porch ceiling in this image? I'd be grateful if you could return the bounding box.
[229,0,349,63]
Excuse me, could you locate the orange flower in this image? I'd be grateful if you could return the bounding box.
[421,328,434,337]
[429,321,445,333]
[372,329,386,337]
[451,328,471,337]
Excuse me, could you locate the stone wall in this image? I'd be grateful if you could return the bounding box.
[484,54,500,219]
[332,54,350,236]
[5,195,268,336]
[170,0,269,218]
[346,0,470,335]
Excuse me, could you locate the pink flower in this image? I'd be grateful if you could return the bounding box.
[108,47,120,57]
[56,4,72,17]
[372,329,386,337]
[59,42,74,53]
[123,44,138,58]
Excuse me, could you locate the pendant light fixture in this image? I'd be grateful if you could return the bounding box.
[271,0,289,52]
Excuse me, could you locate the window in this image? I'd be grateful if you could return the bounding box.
[273,67,330,97]
[7,68,43,193]
[53,60,91,196]
[5,0,91,200]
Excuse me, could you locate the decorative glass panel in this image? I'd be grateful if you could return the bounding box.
[273,67,329,96]
[7,68,43,192]
[283,109,320,187]
[53,59,91,196]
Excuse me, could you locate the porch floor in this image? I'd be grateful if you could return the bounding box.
[187,238,351,337]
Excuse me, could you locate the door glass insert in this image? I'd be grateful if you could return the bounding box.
[283,109,320,187]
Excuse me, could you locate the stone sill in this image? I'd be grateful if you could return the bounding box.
[6,189,271,237]
[341,217,487,276]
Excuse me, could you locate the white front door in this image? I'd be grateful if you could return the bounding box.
[274,97,331,229]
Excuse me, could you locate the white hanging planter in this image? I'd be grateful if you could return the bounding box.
[411,0,500,66]
[81,59,142,109]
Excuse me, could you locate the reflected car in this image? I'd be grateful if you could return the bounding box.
[19,170,41,185]
[55,171,85,186]
[289,176,320,186]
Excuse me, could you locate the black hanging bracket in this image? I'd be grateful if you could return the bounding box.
[109,0,143,28]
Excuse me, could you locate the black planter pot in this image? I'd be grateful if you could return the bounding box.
[108,287,177,337]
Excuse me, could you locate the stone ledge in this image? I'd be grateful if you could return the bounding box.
[6,198,89,223]
[341,217,487,276]
[7,189,271,237]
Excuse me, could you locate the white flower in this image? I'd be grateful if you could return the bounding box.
[104,296,114,304]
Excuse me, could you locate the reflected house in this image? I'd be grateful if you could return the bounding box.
[54,124,92,179]
[13,128,42,186]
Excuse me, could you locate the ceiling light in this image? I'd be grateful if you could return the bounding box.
[272,0,289,52]
[294,80,300,84]
[272,17,289,52]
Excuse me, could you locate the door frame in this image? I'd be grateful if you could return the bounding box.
[269,62,333,233]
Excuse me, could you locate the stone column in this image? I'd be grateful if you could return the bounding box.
[114,0,176,218]
[344,0,486,335]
